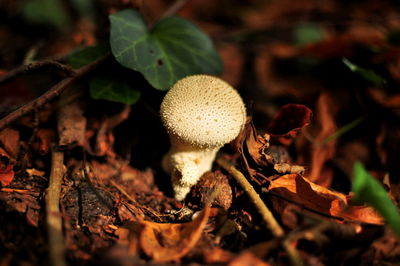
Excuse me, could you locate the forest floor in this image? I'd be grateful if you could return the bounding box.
[1,0,400,265]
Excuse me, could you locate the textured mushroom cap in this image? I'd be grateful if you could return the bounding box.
[160,75,246,148]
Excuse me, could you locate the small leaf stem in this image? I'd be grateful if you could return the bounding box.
[46,148,66,266]
[0,54,110,131]
[216,157,303,266]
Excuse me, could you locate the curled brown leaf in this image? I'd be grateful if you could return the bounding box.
[139,205,211,262]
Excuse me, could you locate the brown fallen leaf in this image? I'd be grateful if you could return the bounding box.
[85,105,131,157]
[139,204,211,262]
[25,168,45,177]
[0,128,20,157]
[190,170,233,210]
[267,104,313,144]
[268,174,383,225]
[236,116,308,185]
[307,93,337,186]
[228,251,271,266]
[57,88,87,148]
[235,121,270,184]
[33,128,56,155]
[203,247,234,265]
[0,147,14,186]
[270,30,386,61]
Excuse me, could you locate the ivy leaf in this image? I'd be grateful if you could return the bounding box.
[90,76,140,105]
[352,162,400,236]
[343,58,386,86]
[68,44,109,69]
[109,9,223,90]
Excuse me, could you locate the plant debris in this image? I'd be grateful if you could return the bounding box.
[1,0,400,265]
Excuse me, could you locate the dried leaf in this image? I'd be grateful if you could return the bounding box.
[34,128,56,155]
[298,33,385,59]
[139,205,211,262]
[235,121,270,184]
[0,148,14,186]
[190,171,233,210]
[228,251,271,266]
[308,93,337,185]
[268,174,383,225]
[0,128,20,157]
[25,168,45,177]
[57,88,87,147]
[85,105,131,156]
[267,104,313,142]
[203,247,234,264]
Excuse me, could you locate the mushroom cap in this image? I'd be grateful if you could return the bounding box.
[160,75,246,148]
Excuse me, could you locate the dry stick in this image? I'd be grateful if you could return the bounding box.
[148,0,189,29]
[159,0,189,20]
[46,148,66,266]
[216,157,303,266]
[109,179,162,221]
[0,60,74,84]
[217,157,284,236]
[0,54,110,131]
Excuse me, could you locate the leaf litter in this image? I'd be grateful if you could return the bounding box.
[1,0,400,265]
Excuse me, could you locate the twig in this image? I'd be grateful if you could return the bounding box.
[148,0,190,29]
[109,179,162,221]
[0,60,74,84]
[158,0,189,20]
[216,157,303,266]
[0,54,110,131]
[0,188,32,194]
[217,157,284,236]
[46,148,66,266]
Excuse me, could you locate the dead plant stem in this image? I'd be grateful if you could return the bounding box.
[148,0,189,29]
[0,54,110,131]
[216,157,303,266]
[0,60,74,84]
[159,0,189,20]
[46,148,66,266]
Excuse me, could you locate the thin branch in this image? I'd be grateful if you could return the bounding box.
[148,0,190,29]
[0,54,110,131]
[159,0,189,20]
[216,157,303,266]
[0,60,74,84]
[46,148,66,266]
[217,157,284,236]
[109,179,162,221]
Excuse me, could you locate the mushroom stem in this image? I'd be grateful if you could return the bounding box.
[160,75,246,200]
[162,137,219,201]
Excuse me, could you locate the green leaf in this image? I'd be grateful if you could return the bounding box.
[343,58,386,86]
[352,162,400,236]
[320,116,365,146]
[109,9,223,90]
[22,0,69,30]
[90,76,140,105]
[68,44,109,69]
[294,23,324,46]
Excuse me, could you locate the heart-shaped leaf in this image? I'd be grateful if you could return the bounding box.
[90,76,140,105]
[68,44,109,69]
[109,9,223,90]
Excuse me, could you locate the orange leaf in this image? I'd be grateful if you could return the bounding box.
[139,205,211,262]
[0,148,14,186]
[0,128,20,158]
[269,174,383,225]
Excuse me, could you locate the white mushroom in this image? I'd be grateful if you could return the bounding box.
[160,75,246,200]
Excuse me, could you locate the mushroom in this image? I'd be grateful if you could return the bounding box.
[160,75,246,200]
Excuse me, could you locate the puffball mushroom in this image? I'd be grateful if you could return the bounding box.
[160,75,246,201]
